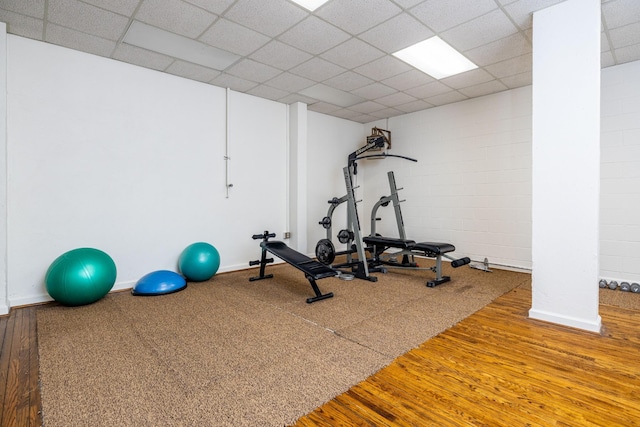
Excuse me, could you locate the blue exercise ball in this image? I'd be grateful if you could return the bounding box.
[178,242,220,282]
[132,270,187,296]
[45,248,117,306]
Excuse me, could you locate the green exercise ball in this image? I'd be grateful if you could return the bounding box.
[45,248,117,306]
[178,242,220,282]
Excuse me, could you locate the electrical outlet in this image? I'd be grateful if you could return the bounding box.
[283,231,291,239]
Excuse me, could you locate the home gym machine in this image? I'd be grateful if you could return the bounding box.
[315,128,417,281]
[364,171,471,287]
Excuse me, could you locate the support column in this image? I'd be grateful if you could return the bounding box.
[530,0,601,332]
[288,102,308,253]
[0,24,8,315]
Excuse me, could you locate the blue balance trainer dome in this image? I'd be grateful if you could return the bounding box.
[132,270,187,296]
[178,242,220,282]
[45,248,117,306]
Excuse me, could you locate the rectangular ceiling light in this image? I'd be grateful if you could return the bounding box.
[289,0,330,11]
[300,83,365,107]
[393,36,478,79]
[123,21,241,70]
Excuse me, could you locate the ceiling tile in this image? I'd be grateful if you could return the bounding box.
[351,83,396,99]
[407,81,452,98]
[247,84,290,101]
[440,68,495,89]
[45,23,116,57]
[315,0,402,35]
[135,0,217,38]
[165,60,221,83]
[351,113,379,123]
[601,50,616,68]
[289,57,346,82]
[350,101,385,114]
[323,71,374,91]
[458,80,508,98]
[369,107,404,119]
[442,9,519,52]
[209,73,259,91]
[278,16,351,54]
[609,22,640,49]
[425,91,467,106]
[265,72,315,92]
[614,42,640,64]
[0,10,43,39]
[375,91,417,107]
[199,18,270,56]
[224,0,308,37]
[329,108,363,120]
[112,43,174,70]
[320,38,385,69]
[48,0,129,40]
[358,13,434,54]
[602,0,640,29]
[249,40,313,71]
[353,55,412,81]
[381,69,435,91]
[1,0,45,18]
[502,0,566,30]
[464,32,531,67]
[392,0,424,8]
[185,0,236,15]
[81,0,140,16]
[395,99,433,113]
[500,72,531,89]
[409,0,497,32]
[308,102,343,114]
[484,53,532,79]
[278,93,318,105]
[225,59,282,83]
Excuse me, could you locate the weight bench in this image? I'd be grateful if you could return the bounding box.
[250,231,335,303]
[363,235,470,287]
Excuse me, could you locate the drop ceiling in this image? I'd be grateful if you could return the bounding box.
[1,0,638,123]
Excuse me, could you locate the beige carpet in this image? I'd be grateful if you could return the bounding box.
[37,262,531,426]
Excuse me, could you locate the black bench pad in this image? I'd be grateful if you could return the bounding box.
[261,241,337,280]
[363,236,416,249]
[411,242,455,255]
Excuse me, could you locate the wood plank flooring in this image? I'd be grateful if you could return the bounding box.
[0,306,41,427]
[294,287,640,426]
[2,286,640,426]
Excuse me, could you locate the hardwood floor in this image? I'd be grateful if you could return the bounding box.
[0,306,41,427]
[2,287,639,426]
[294,287,640,426]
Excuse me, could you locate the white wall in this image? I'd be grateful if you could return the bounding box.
[364,88,532,269]
[6,36,287,306]
[600,60,640,284]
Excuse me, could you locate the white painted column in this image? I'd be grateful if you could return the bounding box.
[288,102,308,253]
[0,24,8,315]
[530,0,601,332]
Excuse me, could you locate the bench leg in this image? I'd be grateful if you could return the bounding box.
[250,247,274,281]
[305,276,334,303]
[426,255,451,287]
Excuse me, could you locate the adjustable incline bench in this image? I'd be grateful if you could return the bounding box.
[363,235,469,287]
[249,231,336,303]
[365,171,470,287]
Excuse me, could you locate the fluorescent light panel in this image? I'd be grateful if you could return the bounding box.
[123,21,240,70]
[290,0,330,11]
[393,36,477,79]
[300,84,365,107]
